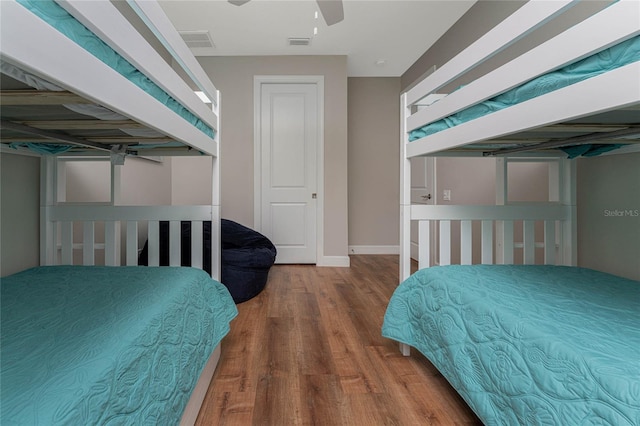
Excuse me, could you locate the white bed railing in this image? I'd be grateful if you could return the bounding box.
[40,156,222,279]
[413,204,572,270]
[43,205,219,273]
[403,0,640,157]
[0,0,219,155]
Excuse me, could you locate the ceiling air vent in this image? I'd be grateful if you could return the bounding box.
[179,31,214,49]
[288,38,311,46]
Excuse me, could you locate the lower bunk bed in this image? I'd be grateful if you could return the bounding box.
[382,264,640,425]
[1,265,238,425]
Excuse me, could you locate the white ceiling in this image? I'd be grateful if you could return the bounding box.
[159,0,476,77]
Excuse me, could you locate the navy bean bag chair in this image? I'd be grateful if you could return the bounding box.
[138,219,276,303]
[221,219,277,303]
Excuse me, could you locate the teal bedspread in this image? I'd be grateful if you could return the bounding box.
[1,266,237,425]
[409,35,640,143]
[382,265,640,425]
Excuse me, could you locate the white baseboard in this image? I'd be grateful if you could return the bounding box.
[348,245,399,255]
[316,255,350,267]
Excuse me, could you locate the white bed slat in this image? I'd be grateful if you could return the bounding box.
[400,204,412,281]
[406,0,640,132]
[83,221,95,266]
[481,220,493,265]
[191,221,204,270]
[169,220,181,267]
[460,220,472,265]
[544,221,556,265]
[523,221,536,265]
[105,221,118,266]
[418,220,430,268]
[60,221,73,265]
[126,221,138,266]
[502,221,514,265]
[209,206,222,281]
[148,220,160,267]
[405,0,576,105]
[439,220,451,266]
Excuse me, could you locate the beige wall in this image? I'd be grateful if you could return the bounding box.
[64,157,173,205]
[170,156,213,205]
[121,157,173,205]
[577,153,640,280]
[435,157,495,205]
[197,55,349,258]
[347,78,401,249]
[1,153,40,277]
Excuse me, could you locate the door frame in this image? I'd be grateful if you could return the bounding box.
[253,75,325,264]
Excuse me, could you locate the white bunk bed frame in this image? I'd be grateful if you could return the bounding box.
[399,0,639,355]
[1,1,222,424]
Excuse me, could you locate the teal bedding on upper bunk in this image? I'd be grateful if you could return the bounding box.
[382,265,640,425]
[16,0,215,139]
[1,266,238,425]
[408,35,640,142]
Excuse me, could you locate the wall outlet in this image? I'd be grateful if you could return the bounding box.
[443,189,451,201]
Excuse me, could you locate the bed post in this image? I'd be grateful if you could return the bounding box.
[560,158,577,266]
[399,93,412,357]
[400,93,411,283]
[495,158,507,264]
[211,90,222,281]
[40,156,57,266]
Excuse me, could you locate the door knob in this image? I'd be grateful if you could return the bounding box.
[421,194,432,200]
[312,193,317,199]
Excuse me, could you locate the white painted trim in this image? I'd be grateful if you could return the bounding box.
[316,256,350,267]
[253,75,325,264]
[348,245,399,255]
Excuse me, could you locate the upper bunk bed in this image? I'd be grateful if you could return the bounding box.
[0,0,219,158]
[0,0,224,278]
[399,0,640,279]
[1,2,229,423]
[401,0,639,159]
[390,4,640,422]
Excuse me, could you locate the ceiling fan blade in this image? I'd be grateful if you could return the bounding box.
[316,0,344,26]
[228,0,251,6]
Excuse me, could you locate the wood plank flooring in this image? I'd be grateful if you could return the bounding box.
[196,255,482,425]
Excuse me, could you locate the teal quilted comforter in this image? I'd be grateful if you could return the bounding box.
[1,266,238,425]
[382,265,640,425]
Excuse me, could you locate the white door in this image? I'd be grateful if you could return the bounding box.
[259,83,318,264]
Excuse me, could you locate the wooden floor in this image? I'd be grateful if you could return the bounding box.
[196,255,482,425]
